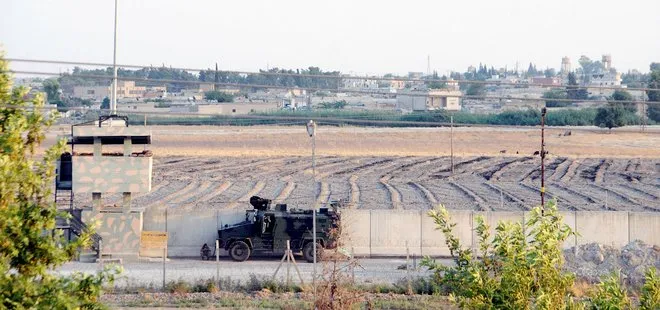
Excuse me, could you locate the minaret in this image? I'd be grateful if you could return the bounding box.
[214,62,219,91]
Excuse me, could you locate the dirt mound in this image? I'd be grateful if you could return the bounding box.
[564,240,660,285]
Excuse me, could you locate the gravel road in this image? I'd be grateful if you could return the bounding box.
[56,257,448,288]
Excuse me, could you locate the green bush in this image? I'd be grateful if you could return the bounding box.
[422,201,577,308]
[589,273,631,309]
[640,268,660,310]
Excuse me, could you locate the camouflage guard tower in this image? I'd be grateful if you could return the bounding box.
[64,115,153,260]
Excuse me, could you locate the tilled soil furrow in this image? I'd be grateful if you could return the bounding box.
[480,157,527,181]
[142,181,189,208]
[488,157,535,181]
[518,182,573,209]
[198,181,232,203]
[274,177,296,203]
[422,182,479,210]
[545,157,569,181]
[379,176,402,209]
[550,183,601,205]
[408,182,438,209]
[448,181,487,211]
[593,159,611,183]
[430,156,490,179]
[588,184,646,211]
[315,182,331,206]
[617,183,659,201]
[392,182,428,210]
[482,182,528,210]
[387,157,439,180]
[168,180,203,204]
[177,181,214,205]
[560,160,582,183]
[330,158,395,177]
[226,181,266,209]
[348,175,360,209]
[549,158,572,182]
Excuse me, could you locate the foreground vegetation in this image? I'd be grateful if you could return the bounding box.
[422,201,660,309]
[1,53,118,308]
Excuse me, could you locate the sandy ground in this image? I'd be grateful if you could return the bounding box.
[47,125,660,158]
[47,125,659,212]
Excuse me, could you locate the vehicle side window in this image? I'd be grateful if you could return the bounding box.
[263,214,275,234]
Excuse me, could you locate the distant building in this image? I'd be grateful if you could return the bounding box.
[531,77,562,87]
[561,56,571,76]
[73,81,166,101]
[408,72,424,79]
[396,89,462,112]
[602,54,612,71]
[588,72,622,96]
[342,77,378,89]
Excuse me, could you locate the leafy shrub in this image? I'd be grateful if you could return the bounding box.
[589,273,631,309]
[422,200,578,308]
[640,268,660,310]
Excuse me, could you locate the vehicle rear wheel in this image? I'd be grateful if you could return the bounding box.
[229,241,251,262]
[303,242,323,263]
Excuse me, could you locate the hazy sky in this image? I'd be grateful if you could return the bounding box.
[2,0,660,76]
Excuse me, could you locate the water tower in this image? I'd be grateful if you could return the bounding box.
[561,56,571,75]
[602,54,612,70]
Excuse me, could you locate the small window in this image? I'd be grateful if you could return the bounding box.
[232,109,236,113]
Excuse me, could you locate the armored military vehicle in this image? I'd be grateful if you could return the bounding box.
[217,196,341,262]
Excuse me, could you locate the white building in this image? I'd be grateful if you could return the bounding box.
[396,89,462,112]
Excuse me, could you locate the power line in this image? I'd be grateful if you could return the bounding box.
[7,58,660,92]
[7,69,660,106]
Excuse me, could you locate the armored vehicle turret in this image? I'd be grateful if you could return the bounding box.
[217,196,341,262]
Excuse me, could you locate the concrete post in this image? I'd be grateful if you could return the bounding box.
[123,137,132,156]
[93,137,102,158]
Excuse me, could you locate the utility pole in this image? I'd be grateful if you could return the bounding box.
[540,107,547,214]
[111,0,118,115]
[306,120,317,301]
[450,115,454,176]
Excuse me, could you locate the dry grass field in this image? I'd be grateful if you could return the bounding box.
[46,125,660,212]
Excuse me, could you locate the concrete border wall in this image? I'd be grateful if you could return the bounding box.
[145,209,660,257]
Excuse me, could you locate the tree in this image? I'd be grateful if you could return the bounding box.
[610,89,636,112]
[0,52,118,308]
[542,89,569,107]
[204,91,234,103]
[42,78,61,103]
[595,103,626,132]
[318,100,347,109]
[647,68,660,122]
[465,83,486,97]
[544,68,556,77]
[101,97,110,109]
[567,72,589,100]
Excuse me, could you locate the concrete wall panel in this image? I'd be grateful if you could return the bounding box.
[370,210,421,256]
[576,212,629,247]
[340,210,371,256]
[629,212,660,246]
[421,210,473,257]
[166,210,218,257]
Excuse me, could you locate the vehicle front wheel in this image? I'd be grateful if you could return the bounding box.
[302,242,323,263]
[229,241,251,262]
